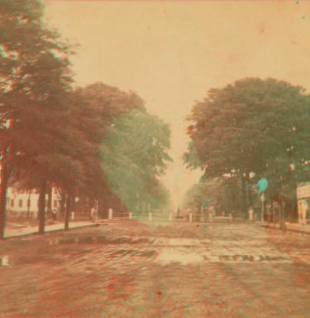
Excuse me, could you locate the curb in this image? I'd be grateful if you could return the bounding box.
[259,224,310,236]
[3,223,105,240]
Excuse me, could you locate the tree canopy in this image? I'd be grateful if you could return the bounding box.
[0,0,75,237]
[100,108,172,212]
[184,77,310,216]
[0,0,173,237]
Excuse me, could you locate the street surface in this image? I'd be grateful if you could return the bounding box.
[1,221,310,318]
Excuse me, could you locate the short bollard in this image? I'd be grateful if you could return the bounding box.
[129,212,132,220]
[189,213,193,222]
[149,213,152,221]
[108,208,113,220]
[1,256,9,266]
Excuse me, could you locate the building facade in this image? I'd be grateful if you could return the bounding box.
[6,186,62,219]
[296,182,310,224]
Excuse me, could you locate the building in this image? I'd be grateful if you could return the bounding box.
[296,182,310,224]
[6,186,62,220]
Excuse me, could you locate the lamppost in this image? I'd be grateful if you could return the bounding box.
[256,178,268,223]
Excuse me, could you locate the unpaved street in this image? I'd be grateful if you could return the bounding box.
[1,221,310,318]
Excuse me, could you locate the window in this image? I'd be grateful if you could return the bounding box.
[11,199,14,208]
[19,199,23,208]
[53,200,58,208]
[27,199,31,208]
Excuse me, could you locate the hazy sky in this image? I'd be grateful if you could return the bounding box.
[44,0,310,209]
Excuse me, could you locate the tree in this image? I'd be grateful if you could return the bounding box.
[0,0,75,238]
[184,78,310,218]
[100,108,172,213]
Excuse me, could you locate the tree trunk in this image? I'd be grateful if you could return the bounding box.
[241,174,247,219]
[64,195,71,231]
[59,189,66,220]
[0,166,11,240]
[38,179,47,235]
[291,182,298,222]
[47,183,52,214]
[248,173,253,208]
[27,192,31,220]
[280,195,287,231]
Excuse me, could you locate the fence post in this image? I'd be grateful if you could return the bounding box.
[189,213,193,222]
[108,208,113,220]
[149,212,152,222]
[1,256,9,266]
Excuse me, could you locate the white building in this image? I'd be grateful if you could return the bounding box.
[6,186,62,219]
[296,182,310,224]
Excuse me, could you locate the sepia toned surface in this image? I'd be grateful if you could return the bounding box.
[43,0,310,206]
[2,221,310,317]
[1,1,310,317]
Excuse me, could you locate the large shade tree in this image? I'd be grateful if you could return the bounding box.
[100,108,172,213]
[0,0,75,238]
[184,78,310,218]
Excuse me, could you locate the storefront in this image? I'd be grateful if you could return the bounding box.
[297,182,310,224]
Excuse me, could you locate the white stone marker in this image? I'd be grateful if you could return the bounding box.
[1,256,9,266]
[108,208,113,220]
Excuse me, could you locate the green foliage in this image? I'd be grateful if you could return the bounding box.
[100,109,172,212]
[185,78,310,198]
[0,0,173,237]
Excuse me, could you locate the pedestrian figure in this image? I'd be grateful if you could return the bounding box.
[248,206,254,221]
[91,207,97,223]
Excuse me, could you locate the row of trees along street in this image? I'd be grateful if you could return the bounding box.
[0,0,172,239]
[184,78,310,221]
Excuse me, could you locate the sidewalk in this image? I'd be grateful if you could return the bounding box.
[4,221,100,239]
[259,221,310,235]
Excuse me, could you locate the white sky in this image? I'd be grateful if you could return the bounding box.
[44,0,310,209]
